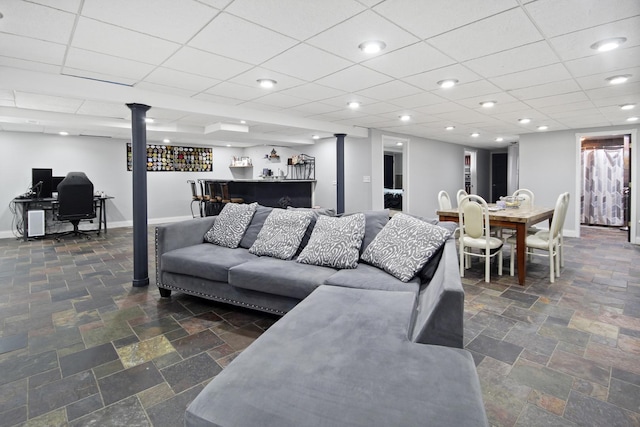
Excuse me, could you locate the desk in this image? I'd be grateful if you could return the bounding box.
[437,205,554,286]
[13,195,113,241]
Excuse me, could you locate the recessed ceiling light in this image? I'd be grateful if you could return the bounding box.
[347,101,361,109]
[257,79,277,89]
[58,131,69,136]
[470,132,479,137]
[163,138,170,143]
[537,125,549,131]
[358,40,386,54]
[240,120,246,124]
[437,79,458,89]
[445,126,455,130]
[144,117,154,123]
[396,142,403,146]
[518,118,531,124]
[495,137,504,142]
[606,75,631,85]
[312,135,320,140]
[620,104,635,110]
[590,37,627,52]
[627,116,639,122]
[399,115,411,121]
[226,144,231,147]
[480,101,496,108]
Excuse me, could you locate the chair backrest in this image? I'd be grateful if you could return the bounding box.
[456,189,468,207]
[188,180,198,200]
[57,172,95,220]
[548,192,570,240]
[437,190,452,210]
[513,188,534,208]
[458,195,490,240]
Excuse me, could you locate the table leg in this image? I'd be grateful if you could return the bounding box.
[516,223,527,285]
[22,203,28,242]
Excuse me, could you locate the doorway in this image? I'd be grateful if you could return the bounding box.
[491,152,508,202]
[382,136,407,212]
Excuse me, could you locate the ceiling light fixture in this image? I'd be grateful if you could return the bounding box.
[312,135,320,140]
[437,79,458,89]
[537,125,549,131]
[620,104,635,110]
[518,118,531,124]
[627,116,639,122]
[257,79,277,89]
[144,118,154,123]
[480,101,496,108]
[399,115,411,121]
[358,40,386,54]
[590,37,627,52]
[445,126,455,130]
[226,144,231,147]
[240,120,247,124]
[470,132,479,137]
[58,131,69,136]
[495,137,504,142]
[347,101,361,109]
[396,142,403,146]
[606,75,631,85]
[163,138,171,143]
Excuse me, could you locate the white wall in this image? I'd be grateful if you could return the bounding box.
[519,123,639,240]
[344,136,372,213]
[0,131,237,238]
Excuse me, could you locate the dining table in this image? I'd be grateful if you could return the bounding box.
[437,205,555,286]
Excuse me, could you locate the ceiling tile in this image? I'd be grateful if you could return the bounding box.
[306,10,420,62]
[315,65,392,92]
[427,8,543,61]
[489,63,573,91]
[525,91,591,108]
[279,83,346,102]
[25,0,81,13]
[360,102,407,115]
[586,81,640,102]
[356,80,421,101]
[403,64,482,91]
[205,81,267,101]
[135,81,203,98]
[436,80,503,101]
[15,92,83,113]
[192,93,245,106]
[0,33,66,65]
[463,41,559,78]
[143,68,221,92]
[249,93,308,109]
[188,13,298,64]
[225,0,365,40]
[362,42,455,78]
[1,0,76,44]
[534,101,595,115]
[388,92,447,109]
[455,92,519,109]
[238,101,283,112]
[75,101,130,119]
[61,68,138,86]
[64,48,156,81]
[549,16,640,62]
[162,47,253,81]
[576,67,640,90]
[414,101,469,115]
[373,0,517,40]
[564,45,640,77]
[81,0,219,43]
[71,18,180,64]
[508,79,582,100]
[285,102,341,116]
[525,0,640,38]
[261,44,352,81]
[228,67,306,92]
[0,56,61,75]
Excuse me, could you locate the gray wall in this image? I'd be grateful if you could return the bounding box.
[519,123,639,240]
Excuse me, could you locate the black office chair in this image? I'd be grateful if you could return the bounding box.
[54,172,96,240]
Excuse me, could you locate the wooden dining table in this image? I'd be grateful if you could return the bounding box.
[437,205,555,285]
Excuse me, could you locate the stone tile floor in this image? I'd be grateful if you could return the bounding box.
[0,225,638,426]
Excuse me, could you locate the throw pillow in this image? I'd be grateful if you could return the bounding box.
[357,209,389,254]
[297,213,365,269]
[204,202,258,248]
[249,209,314,260]
[287,206,337,254]
[239,205,274,249]
[361,213,451,282]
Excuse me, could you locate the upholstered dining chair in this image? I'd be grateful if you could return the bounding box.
[509,192,570,283]
[438,190,453,210]
[458,194,504,283]
[456,189,469,208]
[513,188,534,208]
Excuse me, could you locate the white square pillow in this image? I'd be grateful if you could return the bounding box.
[204,202,258,248]
[249,209,314,260]
[297,213,365,269]
[361,213,451,282]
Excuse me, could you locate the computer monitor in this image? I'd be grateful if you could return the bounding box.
[52,176,65,194]
[31,168,53,199]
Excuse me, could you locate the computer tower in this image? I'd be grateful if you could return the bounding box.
[27,210,45,237]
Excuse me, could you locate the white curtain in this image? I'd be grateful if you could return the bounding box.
[581,147,624,226]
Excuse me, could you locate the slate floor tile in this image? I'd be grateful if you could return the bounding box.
[548,349,610,386]
[565,390,640,426]
[171,329,225,359]
[98,361,164,406]
[466,334,523,365]
[147,385,204,427]
[508,359,574,400]
[69,395,150,427]
[28,370,98,418]
[608,378,640,413]
[514,404,577,427]
[59,342,119,377]
[161,352,222,394]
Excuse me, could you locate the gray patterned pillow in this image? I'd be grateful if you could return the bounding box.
[249,209,314,260]
[361,213,451,282]
[204,202,258,248]
[297,213,365,269]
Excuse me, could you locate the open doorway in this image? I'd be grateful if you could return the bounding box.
[577,131,634,243]
[382,136,407,213]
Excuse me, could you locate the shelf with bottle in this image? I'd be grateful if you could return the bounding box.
[230,156,252,168]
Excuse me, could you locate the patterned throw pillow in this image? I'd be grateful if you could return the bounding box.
[297,213,365,269]
[204,202,258,248]
[361,213,451,282]
[249,209,314,260]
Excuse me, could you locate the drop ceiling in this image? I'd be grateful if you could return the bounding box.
[0,0,638,149]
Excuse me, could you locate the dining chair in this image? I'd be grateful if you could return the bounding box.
[458,194,504,283]
[438,190,453,210]
[529,192,570,269]
[502,188,537,240]
[456,189,469,207]
[188,180,204,217]
[509,192,569,283]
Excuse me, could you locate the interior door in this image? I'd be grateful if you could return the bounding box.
[491,153,508,202]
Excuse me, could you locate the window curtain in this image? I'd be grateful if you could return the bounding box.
[581,147,624,226]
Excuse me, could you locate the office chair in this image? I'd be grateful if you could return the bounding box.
[54,172,96,240]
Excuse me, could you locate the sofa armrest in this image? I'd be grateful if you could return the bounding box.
[411,238,464,348]
[155,216,216,286]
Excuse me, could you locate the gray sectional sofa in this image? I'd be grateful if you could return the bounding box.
[155,205,488,426]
